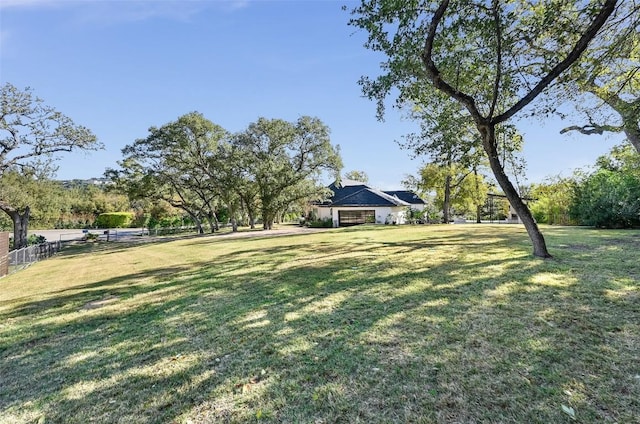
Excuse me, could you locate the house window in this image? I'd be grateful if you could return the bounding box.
[338,210,375,226]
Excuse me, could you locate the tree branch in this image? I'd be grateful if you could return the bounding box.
[560,123,623,135]
[421,0,487,123]
[494,0,617,124]
[488,0,503,119]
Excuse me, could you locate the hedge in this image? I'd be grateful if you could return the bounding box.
[95,212,135,228]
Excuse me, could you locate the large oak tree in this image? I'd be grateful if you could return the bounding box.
[0,83,100,248]
[109,112,227,234]
[232,116,342,230]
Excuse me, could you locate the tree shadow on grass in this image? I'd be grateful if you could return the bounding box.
[1,226,638,423]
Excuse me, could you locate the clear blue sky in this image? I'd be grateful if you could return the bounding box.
[0,0,624,190]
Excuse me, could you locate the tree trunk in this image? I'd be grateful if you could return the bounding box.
[212,211,220,231]
[13,207,30,250]
[474,167,482,223]
[0,203,30,250]
[262,208,274,230]
[443,174,451,223]
[205,214,216,234]
[189,213,204,234]
[623,114,640,155]
[481,124,552,258]
[231,217,238,232]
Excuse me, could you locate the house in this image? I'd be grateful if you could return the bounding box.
[312,179,426,227]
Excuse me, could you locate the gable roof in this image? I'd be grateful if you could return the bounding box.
[319,180,424,207]
[383,190,426,205]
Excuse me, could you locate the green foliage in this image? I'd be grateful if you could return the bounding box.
[404,207,425,224]
[570,144,640,228]
[0,83,101,249]
[343,170,369,183]
[0,83,101,175]
[571,170,640,228]
[0,172,66,229]
[417,163,489,219]
[95,212,135,228]
[233,116,342,230]
[560,2,640,153]
[307,217,333,228]
[9,234,47,250]
[108,112,229,234]
[83,232,100,241]
[529,177,576,225]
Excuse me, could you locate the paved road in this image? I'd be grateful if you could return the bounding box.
[31,228,148,242]
[31,226,324,243]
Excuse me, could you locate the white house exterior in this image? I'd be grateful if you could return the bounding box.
[312,179,426,227]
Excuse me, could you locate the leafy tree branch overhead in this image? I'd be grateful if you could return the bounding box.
[559,1,640,152]
[348,0,623,258]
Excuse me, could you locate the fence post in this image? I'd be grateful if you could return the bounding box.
[0,232,9,277]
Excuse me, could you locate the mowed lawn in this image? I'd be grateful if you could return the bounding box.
[0,225,638,423]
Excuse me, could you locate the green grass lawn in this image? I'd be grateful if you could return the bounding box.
[1,224,638,423]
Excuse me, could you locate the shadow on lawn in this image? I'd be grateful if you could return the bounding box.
[1,227,638,423]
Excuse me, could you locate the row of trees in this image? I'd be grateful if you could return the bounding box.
[0,81,343,247]
[108,112,343,233]
[408,141,640,229]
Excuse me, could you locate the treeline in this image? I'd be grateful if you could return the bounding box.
[529,144,640,228]
[406,143,640,229]
[107,112,342,233]
[0,113,342,234]
[0,175,130,230]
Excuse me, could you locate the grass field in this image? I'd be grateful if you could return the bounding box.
[0,224,638,423]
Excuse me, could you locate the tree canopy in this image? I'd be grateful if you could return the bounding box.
[571,144,640,227]
[233,116,342,230]
[108,112,227,234]
[0,83,100,248]
[109,114,342,232]
[559,1,640,153]
[348,0,623,257]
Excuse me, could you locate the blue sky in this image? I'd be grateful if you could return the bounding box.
[0,0,624,190]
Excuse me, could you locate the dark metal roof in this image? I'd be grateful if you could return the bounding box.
[321,181,424,207]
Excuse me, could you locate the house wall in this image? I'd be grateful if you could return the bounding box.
[314,207,332,221]
[315,206,416,227]
[508,204,523,224]
[326,206,407,227]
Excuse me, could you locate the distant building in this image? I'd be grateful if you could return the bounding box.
[312,178,426,227]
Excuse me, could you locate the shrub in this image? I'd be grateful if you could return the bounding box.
[307,218,333,228]
[83,232,100,241]
[9,234,47,249]
[95,212,135,228]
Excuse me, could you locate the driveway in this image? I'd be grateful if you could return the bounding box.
[31,226,327,244]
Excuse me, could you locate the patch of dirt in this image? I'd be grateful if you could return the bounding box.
[81,295,119,310]
[557,244,591,251]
